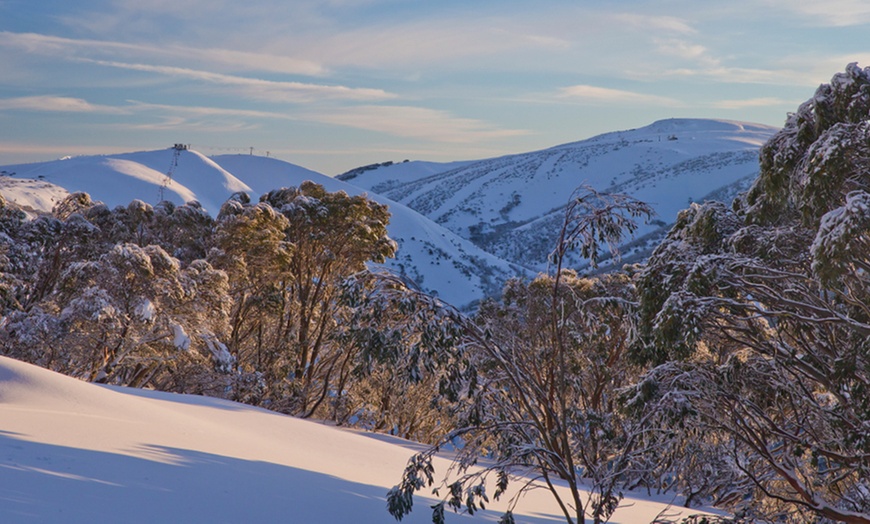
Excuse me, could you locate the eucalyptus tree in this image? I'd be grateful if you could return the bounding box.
[631,64,870,523]
[387,188,654,524]
[207,182,397,417]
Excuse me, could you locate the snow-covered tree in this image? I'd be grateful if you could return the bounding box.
[3,242,232,392]
[0,185,399,420]
[388,188,653,524]
[80,198,214,263]
[248,182,396,417]
[0,193,233,393]
[0,193,29,311]
[204,194,291,403]
[632,65,870,523]
[334,270,472,443]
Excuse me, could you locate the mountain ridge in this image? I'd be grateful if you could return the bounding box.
[346,118,779,271]
[0,118,779,307]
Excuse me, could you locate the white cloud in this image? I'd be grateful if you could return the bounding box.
[558,85,683,107]
[712,97,795,109]
[653,65,825,86]
[121,116,260,132]
[0,96,127,114]
[304,105,529,143]
[816,55,870,77]
[653,38,714,62]
[127,101,295,120]
[766,0,870,26]
[80,59,395,102]
[94,101,525,144]
[612,13,697,35]
[0,142,134,157]
[0,31,326,76]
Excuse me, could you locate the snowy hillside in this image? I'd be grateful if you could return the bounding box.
[0,356,717,523]
[337,159,475,188]
[0,151,522,309]
[1,149,251,215]
[347,119,779,270]
[0,175,69,215]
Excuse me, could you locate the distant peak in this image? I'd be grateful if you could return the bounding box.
[642,118,776,134]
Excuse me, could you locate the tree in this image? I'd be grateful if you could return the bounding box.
[387,188,653,524]
[333,269,473,443]
[0,192,234,393]
[211,182,396,417]
[208,194,293,404]
[0,185,400,422]
[632,65,870,523]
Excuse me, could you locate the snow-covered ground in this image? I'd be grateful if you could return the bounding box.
[0,356,716,523]
[0,176,68,216]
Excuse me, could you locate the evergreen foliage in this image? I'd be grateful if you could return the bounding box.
[633,64,870,523]
[0,183,415,426]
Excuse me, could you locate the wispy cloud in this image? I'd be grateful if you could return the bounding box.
[52,100,526,144]
[0,96,128,114]
[304,105,529,143]
[120,116,260,132]
[0,31,326,76]
[712,97,796,109]
[612,13,697,35]
[766,0,870,26]
[80,59,394,102]
[558,85,683,107]
[653,65,825,86]
[653,38,715,63]
[0,142,134,157]
[127,101,295,120]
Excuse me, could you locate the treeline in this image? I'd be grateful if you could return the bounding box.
[0,183,448,431]
[1,65,869,524]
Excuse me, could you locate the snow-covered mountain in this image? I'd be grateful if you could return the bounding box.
[0,355,718,523]
[0,119,778,307]
[0,150,522,309]
[1,149,251,215]
[345,119,779,270]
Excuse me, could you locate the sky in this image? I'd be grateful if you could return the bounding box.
[0,1,869,176]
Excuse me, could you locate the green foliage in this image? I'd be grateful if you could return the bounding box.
[335,272,472,441]
[745,63,870,227]
[241,182,397,416]
[632,201,740,366]
[633,64,870,523]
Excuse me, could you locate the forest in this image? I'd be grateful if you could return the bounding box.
[1,66,869,524]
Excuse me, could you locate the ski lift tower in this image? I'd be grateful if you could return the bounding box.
[160,144,189,202]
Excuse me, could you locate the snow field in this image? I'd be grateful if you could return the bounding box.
[0,356,716,523]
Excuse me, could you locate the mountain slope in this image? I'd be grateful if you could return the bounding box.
[0,151,523,309]
[1,149,251,215]
[337,159,475,189]
[347,119,779,270]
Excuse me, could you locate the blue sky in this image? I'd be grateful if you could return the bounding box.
[1,0,869,175]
